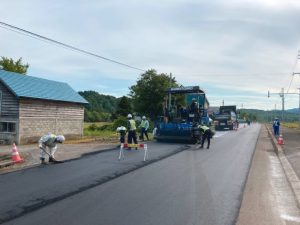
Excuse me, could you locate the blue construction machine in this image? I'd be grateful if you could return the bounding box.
[154,86,210,143]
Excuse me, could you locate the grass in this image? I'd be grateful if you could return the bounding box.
[83,122,111,129]
[83,122,116,137]
[282,122,300,129]
[84,129,117,137]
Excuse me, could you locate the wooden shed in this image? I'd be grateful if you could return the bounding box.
[0,70,88,144]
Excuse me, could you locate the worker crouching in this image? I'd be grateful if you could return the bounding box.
[199,125,213,149]
[39,133,65,164]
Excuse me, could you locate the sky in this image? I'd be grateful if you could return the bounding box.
[1,0,300,110]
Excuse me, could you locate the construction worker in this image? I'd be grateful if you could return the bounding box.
[39,133,65,164]
[127,114,138,150]
[199,125,213,149]
[116,126,127,144]
[189,98,199,122]
[273,117,280,136]
[139,116,149,141]
[189,98,199,113]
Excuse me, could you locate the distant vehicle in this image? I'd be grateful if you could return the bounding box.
[154,86,209,143]
[214,105,237,130]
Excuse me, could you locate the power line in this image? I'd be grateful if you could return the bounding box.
[0,21,146,72]
[286,50,300,93]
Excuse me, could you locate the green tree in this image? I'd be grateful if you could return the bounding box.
[115,96,132,117]
[0,57,29,74]
[129,69,179,120]
[79,90,119,122]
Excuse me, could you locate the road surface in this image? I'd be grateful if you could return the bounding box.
[0,124,260,225]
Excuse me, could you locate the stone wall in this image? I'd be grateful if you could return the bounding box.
[19,99,84,144]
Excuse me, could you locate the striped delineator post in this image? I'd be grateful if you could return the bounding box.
[118,143,125,160]
[143,144,148,161]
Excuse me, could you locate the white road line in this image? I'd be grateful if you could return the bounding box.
[213,131,229,138]
[280,214,300,222]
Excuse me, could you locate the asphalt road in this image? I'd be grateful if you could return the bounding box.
[0,123,261,225]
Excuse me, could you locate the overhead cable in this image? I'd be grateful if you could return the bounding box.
[0,21,146,72]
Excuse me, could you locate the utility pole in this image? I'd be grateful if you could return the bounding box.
[168,73,172,111]
[279,88,285,121]
[298,88,300,128]
[293,72,300,128]
[222,100,224,106]
[268,89,286,122]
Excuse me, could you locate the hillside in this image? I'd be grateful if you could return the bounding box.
[78,91,119,122]
[240,109,299,122]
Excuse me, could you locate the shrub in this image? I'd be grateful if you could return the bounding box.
[98,124,114,131]
[88,123,98,131]
[113,116,128,130]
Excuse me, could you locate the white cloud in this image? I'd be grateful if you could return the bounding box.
[1,0,300,109]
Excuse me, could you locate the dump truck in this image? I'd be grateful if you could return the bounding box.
[154,86,209,143]
[214,105,237,130]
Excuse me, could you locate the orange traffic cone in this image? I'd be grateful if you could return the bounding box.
[11,143,23,163]
[277,135,284,145]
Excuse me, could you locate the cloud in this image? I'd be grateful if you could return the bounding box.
[1,0,300,109]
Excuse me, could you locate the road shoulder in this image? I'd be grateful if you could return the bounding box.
[236,125,300,225]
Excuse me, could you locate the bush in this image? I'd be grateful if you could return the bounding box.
[88,123,98,131]
[98,124,114,131]
[113,116,128,130]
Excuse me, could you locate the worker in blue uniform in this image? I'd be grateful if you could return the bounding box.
[273,118,280,136]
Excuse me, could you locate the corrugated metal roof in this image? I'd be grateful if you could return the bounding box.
[0,70,88,104]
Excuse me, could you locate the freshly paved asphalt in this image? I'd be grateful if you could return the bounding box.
[0,124,261,225]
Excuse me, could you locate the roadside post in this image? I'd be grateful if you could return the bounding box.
[118,143,125,160]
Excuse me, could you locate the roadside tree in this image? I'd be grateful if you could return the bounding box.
[0,57,29,74]
[130,69,179,120]
[115,96,132,117]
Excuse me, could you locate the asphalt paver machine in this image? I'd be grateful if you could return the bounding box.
[154,86,209,143]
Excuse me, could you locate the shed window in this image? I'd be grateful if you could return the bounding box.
[0,122,16,133]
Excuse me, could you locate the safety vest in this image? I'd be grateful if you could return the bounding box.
[40,134,57,148]
[129,119,136,131]
[140,120,149,129]
[199,125,209,132]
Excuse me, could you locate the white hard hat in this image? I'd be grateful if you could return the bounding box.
[56,135,65,143]
[127,114,132,118]
[142,116,146,119]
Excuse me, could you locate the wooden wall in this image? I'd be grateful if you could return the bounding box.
[0,81,19,118]
[0,81,19,144]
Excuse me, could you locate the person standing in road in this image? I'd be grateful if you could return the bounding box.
[273,118,280,136]
[39,133,65,164]
[199,125,213,149]
[139,116,149,141]
[127,114,138,150]
[116,126,127,145]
